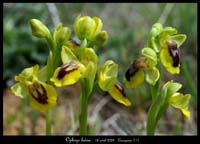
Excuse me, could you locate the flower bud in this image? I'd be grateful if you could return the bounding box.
[53,23,71,46]
[29,19,51,39]
[94,31,108,46]
[75,16,103,41]
[150,23,163,37]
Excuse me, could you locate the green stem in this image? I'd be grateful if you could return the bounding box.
[79,93,88,135]
[46,109,52,135]
[79,79,89,135]
[147,61,161,135]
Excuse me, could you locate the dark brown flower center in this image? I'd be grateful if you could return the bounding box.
[167,40,180,67]
[28,81,48,104]
[57,62,79,80]
[125,57,147,81]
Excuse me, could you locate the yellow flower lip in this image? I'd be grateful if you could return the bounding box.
[57,62,79,80]
[51,61,86,87]
[114,82,126,98]
[167,40,180,67]
[125,57,147,81]
[28,81,48,104]
[109,82,131,106]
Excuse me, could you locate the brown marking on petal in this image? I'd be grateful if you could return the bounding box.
[69,39,80,47]
[114,83,126,98]
[28,81,48,104]
[125,63,138,81]
[167,40,180,67]
[125,57,147,81]
[57,62,79,80]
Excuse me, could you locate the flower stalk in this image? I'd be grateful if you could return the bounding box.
[46,109,52,135]
[79,79,89,135]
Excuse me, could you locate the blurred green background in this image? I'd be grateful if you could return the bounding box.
[3,3,197,135]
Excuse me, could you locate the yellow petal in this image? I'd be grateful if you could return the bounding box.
[124,69,144,88]
[51,61,85,87]
[181,108,190,120]
[28,81,57,112]
[108,82,131,106]
[160,48,180,74]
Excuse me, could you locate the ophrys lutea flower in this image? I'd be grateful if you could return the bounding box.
[148,23,187,74]
[99,60,131,106]
[124,47,159,88]
[11,65,57,112]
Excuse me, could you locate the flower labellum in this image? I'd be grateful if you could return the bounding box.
[51,61,86,87]
[28,81,48,104]
[125,57,147,81]
[167,40,180,67]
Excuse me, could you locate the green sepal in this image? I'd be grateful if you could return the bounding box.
[145,67,160,86]
[98,60,118,91]
[162,26,177,35]
[150,23,163,37]
[150,37,160,53]
[61,46,78,64]
[169,93,191,110]
[11,83,29,98]
[141,47,157,63]
[15,65,39,84]
[170,34,187,47]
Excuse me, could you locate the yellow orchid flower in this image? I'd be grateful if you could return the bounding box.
[169,92,191,120]
[50,61,86,87]
[11,65,57,112]
[99,60,131,106]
